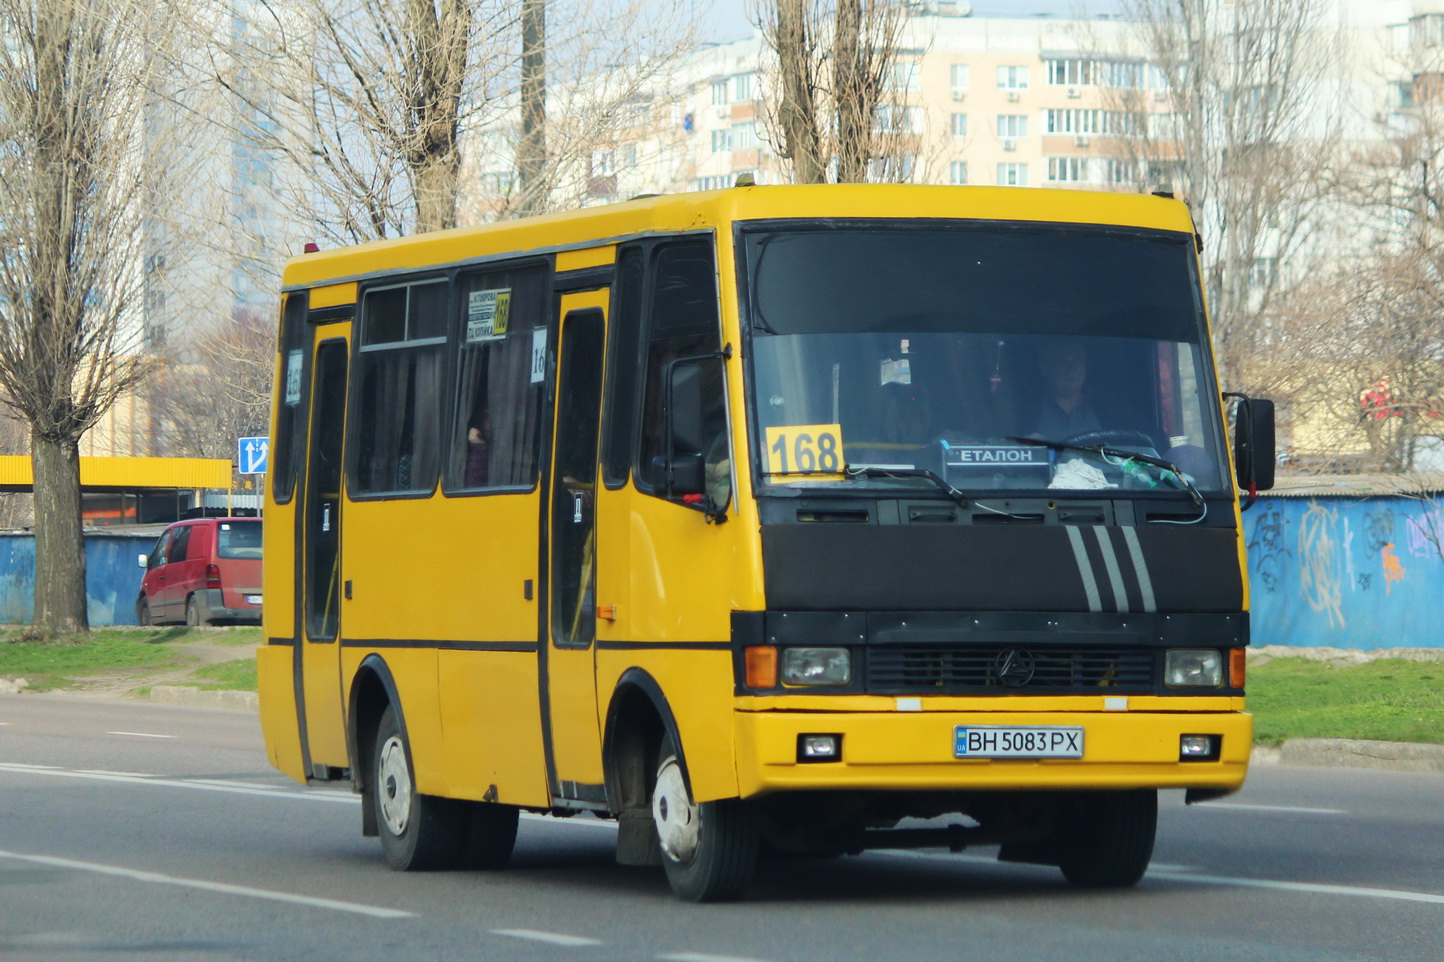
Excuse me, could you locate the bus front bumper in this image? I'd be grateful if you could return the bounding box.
[733,709,1252,798]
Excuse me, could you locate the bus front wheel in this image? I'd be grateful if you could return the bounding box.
[373,706,467,871]
[652,735,758,902]
[1057,789,1157,888]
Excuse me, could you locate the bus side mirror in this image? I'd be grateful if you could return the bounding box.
[1232,395,1275,495]
[654,361,705,497]
[669,362,705,456]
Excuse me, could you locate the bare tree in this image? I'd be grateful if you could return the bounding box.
[147,308,276,460]
[753,0,913,185]
[0,0,159,634]
[193,0,693,245]
[1111,0,1344,388]
[1258,254,1444,473]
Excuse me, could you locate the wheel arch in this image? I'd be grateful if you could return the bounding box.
[348,654,406,837]
[603,668,688,814]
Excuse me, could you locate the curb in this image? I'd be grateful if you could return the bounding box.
[1251,738,1444,774]
[148,685,259,712]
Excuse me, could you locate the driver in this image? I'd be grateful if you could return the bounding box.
[1031,340,1100,439]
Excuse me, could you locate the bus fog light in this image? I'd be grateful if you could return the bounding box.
[1165,649,1223,688]
[1180,734,1219,760]
[781,647,851,686]
[798,734,841,762]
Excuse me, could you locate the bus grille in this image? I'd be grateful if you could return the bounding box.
[865,645,1155,694]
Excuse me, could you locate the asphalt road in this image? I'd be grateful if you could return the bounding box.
[1,695,1442,962]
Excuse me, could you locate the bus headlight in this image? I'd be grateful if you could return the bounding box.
[1165,649,1224,688]
[781,647,851,686]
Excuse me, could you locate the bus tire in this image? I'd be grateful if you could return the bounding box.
[1058,789,1157,888]
[373,706,466,871]
[653,735,758,902]
[461,802,519,870]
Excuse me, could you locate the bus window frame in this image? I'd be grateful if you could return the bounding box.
[345,272,454,502]
[731,217,1230,502]
[629,234,729,501]
[439,254,553,500]
[271,291,311,506]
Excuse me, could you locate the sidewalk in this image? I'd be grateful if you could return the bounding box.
[1251,738,1444,774]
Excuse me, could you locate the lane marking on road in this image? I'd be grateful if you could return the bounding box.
[874,849,1444,907]
[1194,802,1347,816]
[0,763,357,804]
[1153,870,1444,906]
[659,953,771,962]
[492,929,603,947]
[0,849,414,919]
[104,731,176,739]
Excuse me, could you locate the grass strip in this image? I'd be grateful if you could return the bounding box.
[187,658,258,692]
[1248,657,1444,747]
[0,628,186,691]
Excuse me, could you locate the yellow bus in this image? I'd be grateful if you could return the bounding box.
[258,183,1274,902]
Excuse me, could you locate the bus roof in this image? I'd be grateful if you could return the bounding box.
[281,185,1196,291]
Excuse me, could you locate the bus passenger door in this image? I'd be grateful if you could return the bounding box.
[544,296,607,806]
[300,337,349,773]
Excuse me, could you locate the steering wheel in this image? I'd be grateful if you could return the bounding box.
[1063,429,1157,452]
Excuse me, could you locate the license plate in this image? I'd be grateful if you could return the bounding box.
[953,726,1084,759]
[246,595,262,605]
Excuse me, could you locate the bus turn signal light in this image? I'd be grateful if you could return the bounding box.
[1230,647,1246,689]
[744,646,778,689]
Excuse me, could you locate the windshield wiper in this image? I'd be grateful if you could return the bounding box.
[842,464,971,508]
[1006,436,1204,509]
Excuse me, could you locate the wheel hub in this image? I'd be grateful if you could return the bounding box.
[652,757,699,863]
[376,735,412,836]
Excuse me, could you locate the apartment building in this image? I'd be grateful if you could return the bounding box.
[580,7,1174,198]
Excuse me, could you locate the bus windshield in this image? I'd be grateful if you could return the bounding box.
[743,225,1230,496]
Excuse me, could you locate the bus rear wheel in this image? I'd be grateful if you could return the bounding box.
[1057,789,1157,888]
[653,735,758,902]
[373,706,468,871]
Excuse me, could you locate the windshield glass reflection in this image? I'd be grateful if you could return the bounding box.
[744,227,1228,495]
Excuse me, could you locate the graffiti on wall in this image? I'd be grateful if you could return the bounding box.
[1244,496,1444,649]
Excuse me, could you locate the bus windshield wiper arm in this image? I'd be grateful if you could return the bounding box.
[843,464,970,508]
[1006,436,1204,508]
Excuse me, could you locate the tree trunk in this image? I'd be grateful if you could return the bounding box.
[517,0,547,214]
[774,0,824,185]
[833,0,867,184]
[31,432,87,635]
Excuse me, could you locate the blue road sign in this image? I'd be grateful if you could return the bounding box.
[238,437,269,475]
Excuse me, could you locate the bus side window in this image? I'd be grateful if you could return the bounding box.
[271,291,309,504]
[351,279,447,495]
[601,245,645,489]
[446,263,547,491]
[635,241,727,503]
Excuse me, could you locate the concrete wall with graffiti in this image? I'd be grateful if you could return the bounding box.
[1243,496,1444,649]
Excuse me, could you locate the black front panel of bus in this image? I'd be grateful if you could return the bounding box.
[757,504,1244,614]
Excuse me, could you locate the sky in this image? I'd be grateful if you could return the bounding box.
[701,0,1131,43]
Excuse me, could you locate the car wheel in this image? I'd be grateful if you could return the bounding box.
[373,706,468,870]
[185,595,205,627]
[137,597,152,627]
[654,732,758,902]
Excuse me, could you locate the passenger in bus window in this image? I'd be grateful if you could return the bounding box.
[466,410,490,487]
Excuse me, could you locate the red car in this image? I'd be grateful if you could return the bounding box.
[136,518,262,626]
